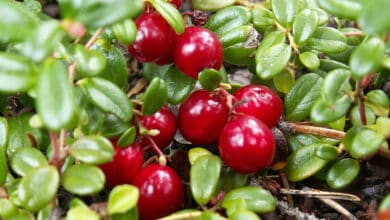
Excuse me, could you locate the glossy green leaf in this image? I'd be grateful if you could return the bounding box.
[328,116,346,131]
[230,210,260,220]
[141,77,168,116]
[293,9,318,45]
[350,37,385,80]
[142,63,171,82]
[273,68,295,94]
[37,204,54,220]
[117,126,136,147]
[342,126,384,159]
[285,144,328,181]
[0,198,18,219]
[315,144,338,161]
[256,31,285,55]
[221,186,276,213]
[10,147,48,177]
[19,166,59,212]
[307,27,347,53]
[288,133,329,152]
[256,43,292,79]
[198,69,223,91]
[321,69,351,102]
[271,0,305,28]
[366,89,389,116]
[319,59,349,72]
[59,0,144,28]
[108,185,139,215]
[191,0,235,11]
[112,19,137,45]
[111,207,138,220]
[350,105,376,126]
[284,73,323,121]
[379,194,390,211]
[37,59,77,130]
[326,158,360,189]
[222,198,247,217]
[190,155,222,205]
[311,8,329,26]
[62,164,105,196]
[205,6,251,36]
[358,0,390,35]
[0,53,37,93]
[299,52,320,71]
[220,168,248,192]
[6,209,35,220]
[75,45,107,77]
[0,1,39,42]
[79,77,133,122]
[163,66,196,105]
[69,135,114,165]
[148,0,184,34]
[199,211,223,220]
[100,113,131,138]
[251,6,275,32]
[21,20,65,62]
[375,117,390,139]
[67,206,100,220]
[188,147,212,165]
[318,0,362,20]
[310,95,351,124]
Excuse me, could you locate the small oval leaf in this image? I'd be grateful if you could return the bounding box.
[321,69,352,103]
[198,69,223,91]
[148,0,184,34]
[67,206,100,220]
[310,95,351,124]
[163,66,196,105]
[293,9,318,45]
[10,147,48,177]
[256,43,292,79]
[318,0,362,20]
[117,126,136,148]
[342,126,384,159]
[299,52,320,71]
[141,77,168,116]
[271,0,305,28]
[112,19,137,45]
[188,147,213,165]
[62,164,105,196]
[191,0,235,11]
[307,27,347,53]
[108,185,139,215]
[69,135,114,165]
[366,89,390,117]
[326,158,360,189]
[75,45,107,77]
[315,144,338,161]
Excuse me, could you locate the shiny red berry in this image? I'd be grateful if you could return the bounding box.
[178,90,229,145]
[218,115,275,174]
[233,85,283,128]
[139,106,177,150]
[99,142,144,188]
[128,12,176,65]
[174,26,223,79]
[132,164,184,220]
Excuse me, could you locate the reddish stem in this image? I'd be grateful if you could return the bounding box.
[356,81,367,125]
[145,135,167,166]
[49,131,66,170]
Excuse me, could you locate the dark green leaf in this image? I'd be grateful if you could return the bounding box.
[318,0,362,20]
[141,77,168,116]
[142,63,171,82]
[256,43,292,79]
[198,69,223,91]
[163,66,196,105]
[191,0,235,11]
[319,59,350,72]
[62,164,105,196]
[315,144,338,161]
[287,133,334,152]
[117,126,136,147]
[67,206,100,220]
[59,0,143,28]
[10,147,48,177]
[205,6,251,36]
[358,0,390,35]
[350,105,376,126]
[271,0,305,28]
[79,77,133,122]
[321,69,352,102]
[220,168,248,192]
[190,155,222,205]
[0,198,18,219]
[0,53,37,93]
[75,45,107,77]
[19,166,59,212]
[100,113,131,138]
[366,89,389,116]
[326,158,360,189]
[221,186,276,213]
[148,0,184,34]
[293,9,318,45]
[310,95,351,124]
[112,19,137,45]
[350,37,385,80]
[108,185,139,215]
[307,27,347,53]
[69,135,114,165]
[284,73,323,121]
[342,126,384,159]
[299,52,320,71]
[285,144,328,181]
[251,6,275,32]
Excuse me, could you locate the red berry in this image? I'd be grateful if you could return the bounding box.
[170,0,183,8]
[178,90,229,145]
[128,12,176,65]
[174,26,223,79]
[133,164,184,220]
[99,142,144,188]
[139,106,177,150]
[218,115,275,174]
[233,85,283,128]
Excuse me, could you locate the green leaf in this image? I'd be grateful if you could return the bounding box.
[0,118,7,185]
[293,9,318,45]
[284,73,323,121]
[311,8,329,26]
[199,211,223,220]
[0,52,37,93]
[230,210,261,220]
[75,45,107,77]
[0,1,39,42]
[221,198,246,217]
[79,77,133,122]
[117,126,136,147]
[307,27,347,53]
[310,95,351,124]
[148,0,184,34]
[100,114,131,138]
[285,144,328,181]
[21,20,65,62]
[111,207,139,220]
[271,0,305,28]
[315,144,338,161]
[59,0,144,28]
[6,209,35,220]
[190,155,222,205]
[198,69,223,91]
[350,37,385,80]
[19,166,59,212]
[299,52,320,71]
[256,43,292,79]
[188,147,213,165]
[191,0,235,11]
[142,62,171,82]
[318,0,362,20]
[319,59,350,72]
[287,133,330,152]
[251,6,275,32]
[108,185,139,215]
[321,69,352,102]
[62,164,105,196]
[220,168,248,192]
[69,135,114,165]
[163,66,196,105]
[366,89,390,116]
[37,204,54,220]
[379,194,390,211]
[10,147,48,177]
[0,149,6,186]
[141,77,168,116]
[67,206,100,220]
[0,198,18,219]
[358,0,390,35]
[342,126,384,159]
[221,186,276,213]
[273,68,295,94]
[256,31,285,55]
[112,19,137,45]
[326,158,360,189]
[36,59,77,130]
[350,105,376,126]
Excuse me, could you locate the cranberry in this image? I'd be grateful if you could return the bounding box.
[132,164,184,220]
[174,26,223,79]
[99,142,144,188]
[128,12,176,65]
[178,90,229,145]
[218,115,275,174]
[139,106,177,150]
[233,85,283,128]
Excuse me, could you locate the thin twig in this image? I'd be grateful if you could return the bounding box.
[356,81,367,125]
[319,198,358,220]
[85,27,104,49]
[127,78,148,97]
[289,123,346,140]
[343,31,365,37]
[280,188,361,202]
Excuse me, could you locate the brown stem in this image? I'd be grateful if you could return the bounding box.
[356,81,367,125]
[0,187,8,199]
[288,123,345,140]
[280,172,294,207]
[343,31,365,37]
